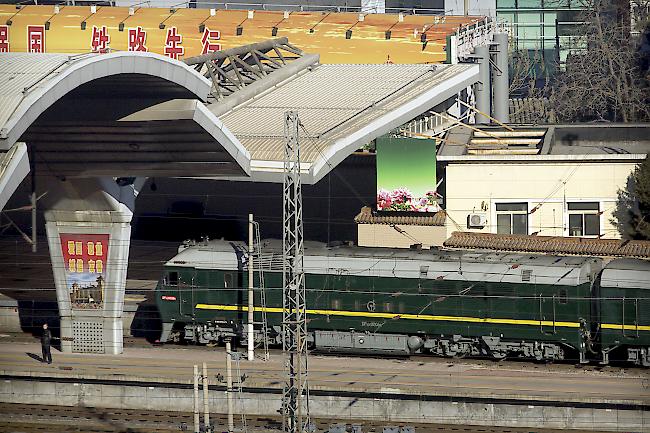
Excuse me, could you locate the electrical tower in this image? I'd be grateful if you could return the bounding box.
[282,110,310,433]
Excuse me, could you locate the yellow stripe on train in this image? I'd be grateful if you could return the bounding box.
[601,323,650,331]
[194,304,583,329]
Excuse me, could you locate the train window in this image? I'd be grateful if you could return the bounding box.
[383,302,393,312]
[224,273,233,288]
[419,266,429,278]
[167,272,178,286]
[559,288,568,304]
[354,299,361,311]
[398,302,406,313]
[331,299,342,310]
[521,269,533,282]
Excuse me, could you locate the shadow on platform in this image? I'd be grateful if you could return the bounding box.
[130,294,163,343]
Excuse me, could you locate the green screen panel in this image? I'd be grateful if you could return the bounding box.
[376,136,438,212]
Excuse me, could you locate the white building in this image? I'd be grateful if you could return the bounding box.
[437,124,650,241]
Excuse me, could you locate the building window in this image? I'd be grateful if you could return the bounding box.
[568,202,600,236]
[496,203,528,235]
[497,0,516,7]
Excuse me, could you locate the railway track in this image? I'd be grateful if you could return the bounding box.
[0,403,614,433]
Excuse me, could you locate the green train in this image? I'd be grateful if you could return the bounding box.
[156,239,650,366]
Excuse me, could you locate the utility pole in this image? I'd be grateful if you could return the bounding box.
[202,362,210,431]
[29,144,36,252]
[248,213,255,361]
[281,110,310,433]
[226,338,235,433]
[193,365,200,433]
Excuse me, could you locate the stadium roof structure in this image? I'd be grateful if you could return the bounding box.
[220,61,478,183]
[131,37,480,184]
[1,38,480,209]
[0,51,251,209]
[438,123,650,161]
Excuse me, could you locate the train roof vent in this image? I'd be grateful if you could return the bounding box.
[521,269,533,282]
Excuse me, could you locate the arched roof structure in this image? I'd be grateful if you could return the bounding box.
[0,52,251,209]
[1,41,481,210]
[0,52,214,149]
[134,39,481,185]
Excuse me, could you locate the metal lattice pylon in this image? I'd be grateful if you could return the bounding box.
[282,111,310,433]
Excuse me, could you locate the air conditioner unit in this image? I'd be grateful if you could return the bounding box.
[467,213,488,228]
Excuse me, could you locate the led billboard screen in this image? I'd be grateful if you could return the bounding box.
[376,136,438,212]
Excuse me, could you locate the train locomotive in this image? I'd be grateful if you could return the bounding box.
[156,239,650,366]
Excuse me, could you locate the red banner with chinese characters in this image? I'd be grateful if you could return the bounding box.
[60,233,109,310]
[0,5,480,63]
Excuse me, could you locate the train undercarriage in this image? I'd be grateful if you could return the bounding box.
[163,320,649,366]
[165,321,574,363]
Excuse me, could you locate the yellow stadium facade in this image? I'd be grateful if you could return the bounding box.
[0,5,481,63]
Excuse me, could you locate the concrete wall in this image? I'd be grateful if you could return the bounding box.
[0,306,22,333]
[1,378,647,431]
[443,161,638,239]
[357,225,447,248]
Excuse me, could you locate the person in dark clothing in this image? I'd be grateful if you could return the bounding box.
[41,323,52,364]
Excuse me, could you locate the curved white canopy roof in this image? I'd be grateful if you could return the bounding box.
[0,52,213,150]
[0,52,252,209]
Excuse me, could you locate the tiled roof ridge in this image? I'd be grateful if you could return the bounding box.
[354,206,446,226]
[444,231,650,258]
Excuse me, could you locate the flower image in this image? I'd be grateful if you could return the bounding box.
[377,187,440,212]
[377,189,393,209]
[391,187,413,203]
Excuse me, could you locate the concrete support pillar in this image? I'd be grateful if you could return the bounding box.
[44,178,137,354]
[473,45,491,124]
[492,33,510,123]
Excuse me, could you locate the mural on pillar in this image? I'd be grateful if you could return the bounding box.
[60,234,109,310]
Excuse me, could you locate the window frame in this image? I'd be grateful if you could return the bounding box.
[566,201,601,237]
[224,272,234,288]
[165,271,179,286]
[494,201,530,235]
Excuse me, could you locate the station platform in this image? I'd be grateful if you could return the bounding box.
[1,340,649,431]
[0,339,647,405]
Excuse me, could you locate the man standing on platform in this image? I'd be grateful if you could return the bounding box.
[41,323,52,364]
